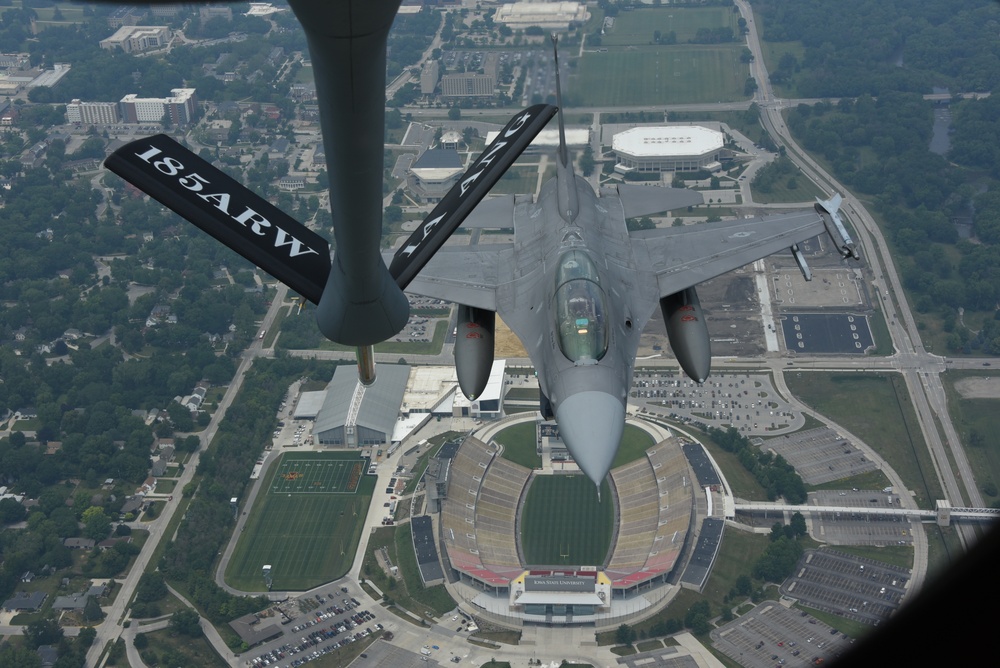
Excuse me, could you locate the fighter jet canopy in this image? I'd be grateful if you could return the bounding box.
[554,251,608,363]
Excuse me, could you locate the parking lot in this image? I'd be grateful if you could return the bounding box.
[712,602,857,667]
[391,296,451,344]
[246,586,381,668]
[763,427,878,485]
[631,371,806,435]
[780,550,910,625]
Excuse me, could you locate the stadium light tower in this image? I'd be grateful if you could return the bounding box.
[263,564,273,591]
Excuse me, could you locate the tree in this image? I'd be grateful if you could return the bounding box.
[447,104,461,121]
[136,572,168,603]
[685,600,711,630]
[0,645,43,668]
[615,623,635,645]
[82,506,111,542]
[24,617,63,649]
[169,608,202,637]
[626,216,655,232]
[789,512,808,537]
[0,497,27,524]
[384,205,403,225]
[79,626,97,648]
[753,536,804,582]
[84,595,105,622]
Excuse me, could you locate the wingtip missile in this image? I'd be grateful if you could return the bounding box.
[815,194,859,260]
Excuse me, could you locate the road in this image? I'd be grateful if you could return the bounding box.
[734,0,982,558]
[85,287,289,667]
[68,9,989,665]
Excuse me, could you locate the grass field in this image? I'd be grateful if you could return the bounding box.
[495,421,653,471]
[494,421,542,469]
[140,627,228,668]
[611,424,656,468]
[601,6,740,46]
[943,370,1000,506]
[520,475,614,566]
[573,46,749,106]
[225,452,375,591]
[751,174,825,204]
[783,372,943,510]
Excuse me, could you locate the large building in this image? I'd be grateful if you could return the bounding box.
[439,426,697,627]
[612,125,726,174]
[494,2,589,30]
[312,364,411,448]
[441,72,495,98]
[120,88,197,125]
[99,26,172,54]
[420,60,440,95]
[406,148,464,204]
[65,99,120,125]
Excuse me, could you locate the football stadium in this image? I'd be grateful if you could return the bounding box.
[431,415,720,628]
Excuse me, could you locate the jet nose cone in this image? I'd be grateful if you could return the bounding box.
[555,391,626,486]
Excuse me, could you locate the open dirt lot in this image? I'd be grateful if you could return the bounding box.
[953,376,1000,399]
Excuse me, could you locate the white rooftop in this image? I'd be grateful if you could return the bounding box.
[402,366,459,413]
[515,591,604,606]
[495,2,589,28]
[293,390,326,419]
[613,126,723,158]
[485,128,590,148]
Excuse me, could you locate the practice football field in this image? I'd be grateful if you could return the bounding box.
[573,46,750,106]
[225,451,375,591]
[520,475,614,566]
[599,6,740,46]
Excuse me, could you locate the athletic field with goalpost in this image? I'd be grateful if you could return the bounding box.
[519,475,614,566]
[225,451,376,591]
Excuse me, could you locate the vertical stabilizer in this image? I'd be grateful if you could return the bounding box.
[550,34,579,224]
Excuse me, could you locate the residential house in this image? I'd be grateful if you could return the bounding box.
[37,645,58,667]
[52,593,89,610]
[63,537,95,550]
[2,591,46,612]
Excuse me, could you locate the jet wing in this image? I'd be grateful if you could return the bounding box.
[390,245,513,311]
[611,184,705,219]
[460,195,516,229]
[630,210,826,298]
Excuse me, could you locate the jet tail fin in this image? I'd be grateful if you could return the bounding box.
[105,134,331,304]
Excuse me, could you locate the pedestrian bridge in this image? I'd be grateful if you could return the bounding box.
[730,500,1000,526]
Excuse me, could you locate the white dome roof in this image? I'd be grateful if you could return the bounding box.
[613,126,723,158]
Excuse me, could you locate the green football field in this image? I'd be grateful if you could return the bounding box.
[600,6,740,46]
[225,452,375,591]
[520,475,614,567]
[571,46,750,106]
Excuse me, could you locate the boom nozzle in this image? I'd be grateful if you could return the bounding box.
[356,344,376,386]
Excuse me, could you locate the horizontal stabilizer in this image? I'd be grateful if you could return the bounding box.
[390,104,557,289]
[616,184,705,220]
[105,134,331,303]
